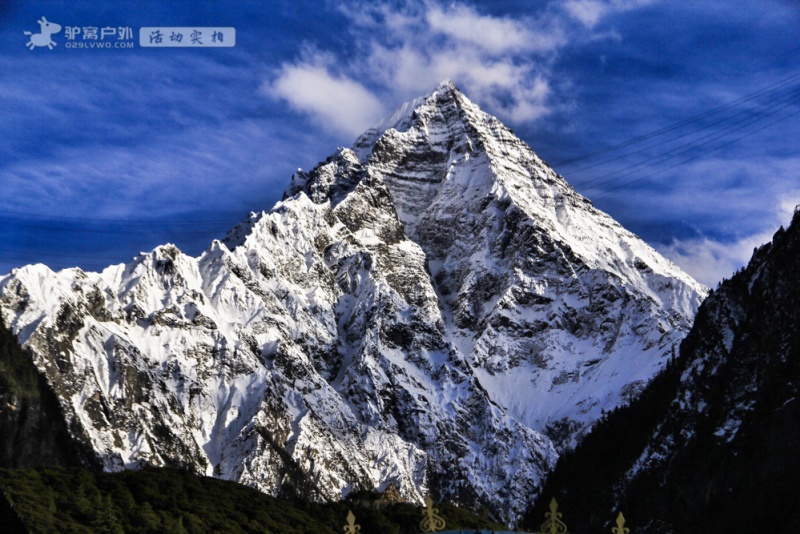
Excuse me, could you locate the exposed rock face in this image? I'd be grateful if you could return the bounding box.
[529,211,800,532]
[0,81,705,522]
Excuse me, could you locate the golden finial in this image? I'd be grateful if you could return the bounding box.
[419,495,447,532]
[343,509,361,534]
[536,498,569,534]
[611,512,629,534]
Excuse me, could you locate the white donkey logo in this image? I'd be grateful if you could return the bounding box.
[24,17,62,50]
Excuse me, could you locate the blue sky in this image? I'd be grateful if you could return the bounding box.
[1,0,798,286]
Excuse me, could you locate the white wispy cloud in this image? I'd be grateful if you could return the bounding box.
[657,190,800,286]
[263,0,653,138]
[424,3,562,54]
[561,0,656,28]
[1,118,322,219]
[264,55,385,137]
[658,234,771,288]
[0,49,338,221]
[562,0,610,28]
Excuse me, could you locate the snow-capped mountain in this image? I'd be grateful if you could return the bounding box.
[529,210,800,532]
[0,81,705,521]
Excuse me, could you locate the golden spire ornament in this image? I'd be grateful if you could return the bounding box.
[343,509,361,534]
[611,512,629,534]
[536,498,569,534]
[419,495,447,532]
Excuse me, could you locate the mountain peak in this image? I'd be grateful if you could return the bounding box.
[350,81,473,161]
[293,83,703,294]
[299,83,517,232]
[0,81,706,524]
[436,78,457,91]
[429,79,464,105]
[281,82,705,438]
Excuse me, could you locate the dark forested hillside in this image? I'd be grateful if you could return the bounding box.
[0,314,97,470]
[524,210,800,533]
[0,466,507,533]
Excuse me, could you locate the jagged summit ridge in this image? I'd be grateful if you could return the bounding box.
[1,82,705,523]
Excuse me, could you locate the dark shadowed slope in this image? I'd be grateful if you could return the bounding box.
[526,209,800,533]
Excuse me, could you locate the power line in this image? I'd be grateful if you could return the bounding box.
[552,71,800,168]
[566,84,800,177]
[575,89,800,191]
[590,105,800,198]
